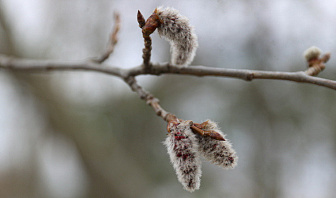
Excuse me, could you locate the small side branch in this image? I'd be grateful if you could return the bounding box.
[94,13,121,63]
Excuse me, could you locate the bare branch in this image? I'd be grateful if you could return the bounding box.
[129,63,336,90]
[1,55,336,90]
[0,55,124,77]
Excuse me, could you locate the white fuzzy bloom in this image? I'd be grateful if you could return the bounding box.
[196,120,238,169]
[304,46,321,61]
[156,7,198,66]
[164,120,202,192]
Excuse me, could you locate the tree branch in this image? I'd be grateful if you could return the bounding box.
[0,55,124,77]
[1,55,335,90]
[142,63,336,90]
[0,49,334,142]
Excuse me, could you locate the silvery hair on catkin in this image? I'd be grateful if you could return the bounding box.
[156,7,198,66]
[164,120,202,192]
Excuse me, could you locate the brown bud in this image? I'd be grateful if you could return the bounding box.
[142,8,161,37]
[203,130,226,141]
[137,10,146,28]
[191,124,225,141]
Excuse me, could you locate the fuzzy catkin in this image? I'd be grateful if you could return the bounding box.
[303,46,321,61]
[196,120,238,169]
[156,7,198,66]
[164,120,202,192]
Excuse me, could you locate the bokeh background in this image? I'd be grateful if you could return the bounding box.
[1,0,336,197]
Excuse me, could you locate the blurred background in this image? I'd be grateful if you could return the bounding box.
[1,0,336,197]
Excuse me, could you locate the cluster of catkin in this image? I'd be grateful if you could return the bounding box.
[164,120,238,192]
[140,7,237,192]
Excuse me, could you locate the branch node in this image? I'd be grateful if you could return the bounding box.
[245,73,254,81]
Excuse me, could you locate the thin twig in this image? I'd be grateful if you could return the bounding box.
[142,36,152,69]
[0,55,123,77]
[124,76,177,122]
[137,10,160,71]
[94,12,121,63]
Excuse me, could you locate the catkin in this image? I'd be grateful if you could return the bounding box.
[196,120,238,169]
[303,46,321,61]
[164,120,202,192]
[156,7,198,66]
